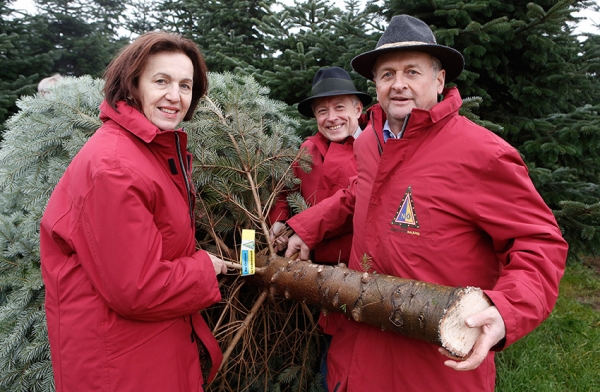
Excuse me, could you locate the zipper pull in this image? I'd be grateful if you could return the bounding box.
[399,113,411,139]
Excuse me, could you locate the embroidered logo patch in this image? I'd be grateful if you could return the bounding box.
[391,186,420,228]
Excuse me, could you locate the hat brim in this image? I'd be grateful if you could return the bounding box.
[297,91,373,118]
[351,44,465,83]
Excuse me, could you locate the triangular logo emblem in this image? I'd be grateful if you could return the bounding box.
[392,186,419,228]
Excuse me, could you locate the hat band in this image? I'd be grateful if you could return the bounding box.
[312,78,357,96]
[377,41,435,50]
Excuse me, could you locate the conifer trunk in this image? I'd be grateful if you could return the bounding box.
[252,255,491,357]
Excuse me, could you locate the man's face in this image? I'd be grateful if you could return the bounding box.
[312,95,363,142]
[373,51,445,133]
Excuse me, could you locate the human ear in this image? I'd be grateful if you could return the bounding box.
[436,69,446,94]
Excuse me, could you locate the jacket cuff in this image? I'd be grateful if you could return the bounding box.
[286,218,318,249]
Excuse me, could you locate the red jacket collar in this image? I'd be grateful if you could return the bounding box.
[367,86,463,138]
[306,130,355,158]
[99,100,182,144]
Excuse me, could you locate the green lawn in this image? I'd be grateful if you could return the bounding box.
[495,260,600,391]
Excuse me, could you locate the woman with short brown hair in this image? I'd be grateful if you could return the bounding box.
[41,31,226,392]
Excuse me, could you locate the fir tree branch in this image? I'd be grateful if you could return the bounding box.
[216,288,269,374]
[225,131,275,258]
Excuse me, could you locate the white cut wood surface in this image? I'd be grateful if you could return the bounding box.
[439,288,492,357]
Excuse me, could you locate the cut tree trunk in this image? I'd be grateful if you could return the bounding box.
[251,255,491,358]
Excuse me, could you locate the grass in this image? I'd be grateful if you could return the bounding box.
[495,259,600,391]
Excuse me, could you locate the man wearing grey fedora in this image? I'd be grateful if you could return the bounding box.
[283,15,567,391]
[269,66,371,266]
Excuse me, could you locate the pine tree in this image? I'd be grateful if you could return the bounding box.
[34,0,130,77]
[0,0,130,136]
[149,0,276,72]
[0,3,56,133]
[185,73,327,391]
[124,0,161,36]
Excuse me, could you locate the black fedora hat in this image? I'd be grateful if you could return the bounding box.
[297,67,372,118]
[351,15,464,82]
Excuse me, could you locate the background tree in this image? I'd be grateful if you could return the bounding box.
[0,0,129,135]
[125,0,161,36]
[0,2,55,132]
[143,0,275,72]
[34,0,130,76]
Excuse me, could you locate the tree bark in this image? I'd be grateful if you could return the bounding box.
[252,255,491,358]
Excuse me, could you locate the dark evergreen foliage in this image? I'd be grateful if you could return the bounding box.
[0,5,55,132]
[0,0,128,135]
[35,0,130,76]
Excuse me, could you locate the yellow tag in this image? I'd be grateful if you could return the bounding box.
[240,229,255,276]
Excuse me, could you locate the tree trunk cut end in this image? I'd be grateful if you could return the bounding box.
[438,287,492,357]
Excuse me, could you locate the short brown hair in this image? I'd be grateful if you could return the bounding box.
[103,31,208,122]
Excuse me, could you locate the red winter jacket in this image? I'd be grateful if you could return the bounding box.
[287,88,568,391]
[269,131,355,263]
[40,101,222,392]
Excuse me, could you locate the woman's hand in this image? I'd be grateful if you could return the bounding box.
[284,234,311,260]
[207,252,228,275]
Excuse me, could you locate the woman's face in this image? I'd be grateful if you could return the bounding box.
[137,52,194,130]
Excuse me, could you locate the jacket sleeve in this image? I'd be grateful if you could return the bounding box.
[78,167,221,321]
[475,147,568,348]
[286,176,357,248]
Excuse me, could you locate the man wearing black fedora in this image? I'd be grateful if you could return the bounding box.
[284,15,567,391]
[269,66,371,266]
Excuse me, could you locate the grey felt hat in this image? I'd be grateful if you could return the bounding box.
[351,15,465,82]
[297,67,372,118]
